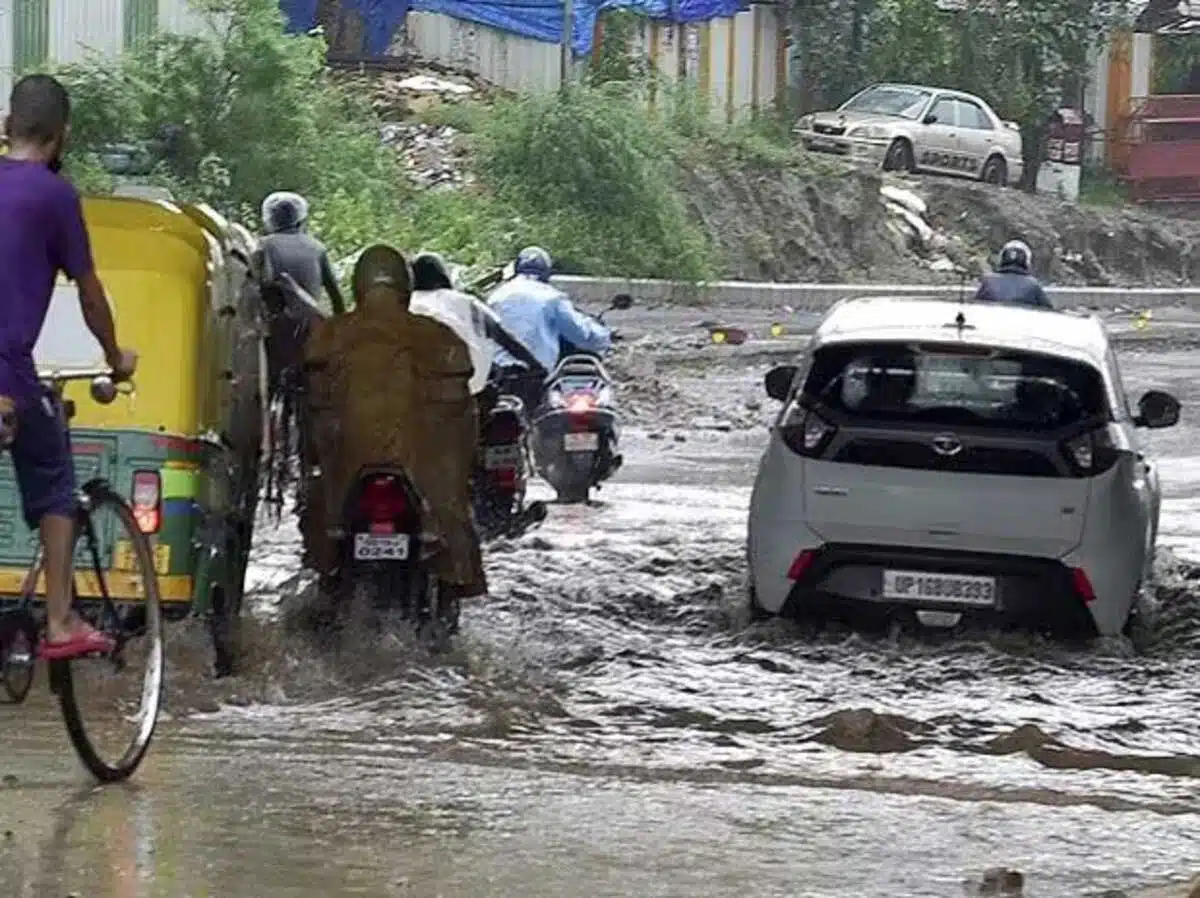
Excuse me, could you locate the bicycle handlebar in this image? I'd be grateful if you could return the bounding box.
[37,370,135,407]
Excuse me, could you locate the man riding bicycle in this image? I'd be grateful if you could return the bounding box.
[0,75,137,660]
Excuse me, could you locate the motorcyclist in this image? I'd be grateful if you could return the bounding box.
[259,191,346,315]
[301,244,485,603]
[410,251,547,395]
[486,246,611,409]
[974,240,1053,309]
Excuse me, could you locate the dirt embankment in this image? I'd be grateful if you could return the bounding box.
[678,156,1200,287]
[375,67,1200,288]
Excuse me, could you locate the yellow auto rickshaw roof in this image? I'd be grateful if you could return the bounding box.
[81,194,213,256]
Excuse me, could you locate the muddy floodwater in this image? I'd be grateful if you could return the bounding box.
[2,303,1199,898]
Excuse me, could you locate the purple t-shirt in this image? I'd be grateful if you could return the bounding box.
[0,159,94,406]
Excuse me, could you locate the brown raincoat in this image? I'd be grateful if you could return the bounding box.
[300,282,485,599]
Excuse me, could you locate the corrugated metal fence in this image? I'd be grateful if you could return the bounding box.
[405,5,785,119]
[0,0,205,107]
[0,0,782,121]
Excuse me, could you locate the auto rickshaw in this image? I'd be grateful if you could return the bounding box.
[0,193,266,676]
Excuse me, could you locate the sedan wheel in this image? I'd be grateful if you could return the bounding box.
[883,138,914,173]
[981,155,1008,187]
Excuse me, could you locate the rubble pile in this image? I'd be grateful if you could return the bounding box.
[380,121,472,190]
[370,70,480,190]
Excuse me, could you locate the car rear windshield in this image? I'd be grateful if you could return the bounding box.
[802,341,1109,431]
[841,85,931,119]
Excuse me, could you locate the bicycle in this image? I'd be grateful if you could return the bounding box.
[0,370,164,783]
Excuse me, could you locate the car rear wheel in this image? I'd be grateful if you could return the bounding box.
[981,155,1008,187]
[883,138,915,173]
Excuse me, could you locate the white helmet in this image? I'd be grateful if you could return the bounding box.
[261,191,309,234]
[998,239,1033,273]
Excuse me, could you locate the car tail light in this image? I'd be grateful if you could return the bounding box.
[1061,426,1119,476]
[1070,567,1096,604]
[358,476,408,534]
[787,549,817,581]
[131,470,161,534]
[780,406,837,457]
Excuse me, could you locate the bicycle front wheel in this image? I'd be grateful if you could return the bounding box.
[53,482,165,782]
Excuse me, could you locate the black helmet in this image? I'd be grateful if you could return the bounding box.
[998,239,1033,273]
[411,251,454,292]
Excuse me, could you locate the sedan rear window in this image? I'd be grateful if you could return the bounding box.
[803,341,1108,430]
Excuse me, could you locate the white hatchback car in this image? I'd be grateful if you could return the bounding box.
[747,297,1181,637]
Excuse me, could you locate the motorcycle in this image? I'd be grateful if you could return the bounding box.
[528,294,632,504]
[472,389,548,540]
[331,465,459,646]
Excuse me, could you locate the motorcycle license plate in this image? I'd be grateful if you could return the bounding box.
[485,444,521,469]
[563,432,599,452]
[353,533,410,561]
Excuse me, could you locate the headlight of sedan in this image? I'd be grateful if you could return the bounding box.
[796,114,814,131]
[847,124,887,140]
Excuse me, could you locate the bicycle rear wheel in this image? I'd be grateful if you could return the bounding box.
[53,482,165,782]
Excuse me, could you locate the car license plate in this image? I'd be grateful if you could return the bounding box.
[808,136,839,151]
[882,569,995,606]
[353,533,410,561]
[563,432,599,452]
[485,445,521,469]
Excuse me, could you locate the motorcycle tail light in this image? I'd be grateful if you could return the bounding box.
[358,476,408,534]
[487,410,522,444]
[566,392,596,414]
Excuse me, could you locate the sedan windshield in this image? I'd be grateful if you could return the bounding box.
[840,85,931,120]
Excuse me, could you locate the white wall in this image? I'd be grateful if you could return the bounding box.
[0,0,210,114]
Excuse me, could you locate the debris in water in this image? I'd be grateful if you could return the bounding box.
[972,867,1024,895]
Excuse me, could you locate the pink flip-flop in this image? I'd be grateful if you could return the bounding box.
[38,629,116,661]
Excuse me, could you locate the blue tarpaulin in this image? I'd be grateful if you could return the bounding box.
[280,0,411,56]
[279,0,745,58]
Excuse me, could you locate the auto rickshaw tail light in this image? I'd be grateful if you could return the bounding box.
[132,470,162,534]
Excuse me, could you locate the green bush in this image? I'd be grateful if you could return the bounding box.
[54,0,407,257]
[474,83,715,280]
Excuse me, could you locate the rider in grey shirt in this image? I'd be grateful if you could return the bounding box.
[259,191,345,315]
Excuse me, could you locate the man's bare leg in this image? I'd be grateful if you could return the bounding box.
[41,512,81,642]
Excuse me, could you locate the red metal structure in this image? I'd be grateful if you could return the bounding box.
[1120,0,1200,202]
[1123,93,1200,202]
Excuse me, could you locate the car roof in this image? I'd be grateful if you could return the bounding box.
[865,82,983,102]
[812,296,1109,367]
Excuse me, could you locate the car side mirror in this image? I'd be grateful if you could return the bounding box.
[1133,389,1180,428]
[923,113,938,125]
[764,365,798,402]
[610,293,633,311]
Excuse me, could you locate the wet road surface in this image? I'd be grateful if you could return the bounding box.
[2,301,1199,897]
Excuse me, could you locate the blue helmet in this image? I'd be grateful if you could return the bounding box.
[514,246,553,283]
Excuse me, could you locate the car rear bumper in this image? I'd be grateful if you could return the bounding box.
[776,542,1098,636]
